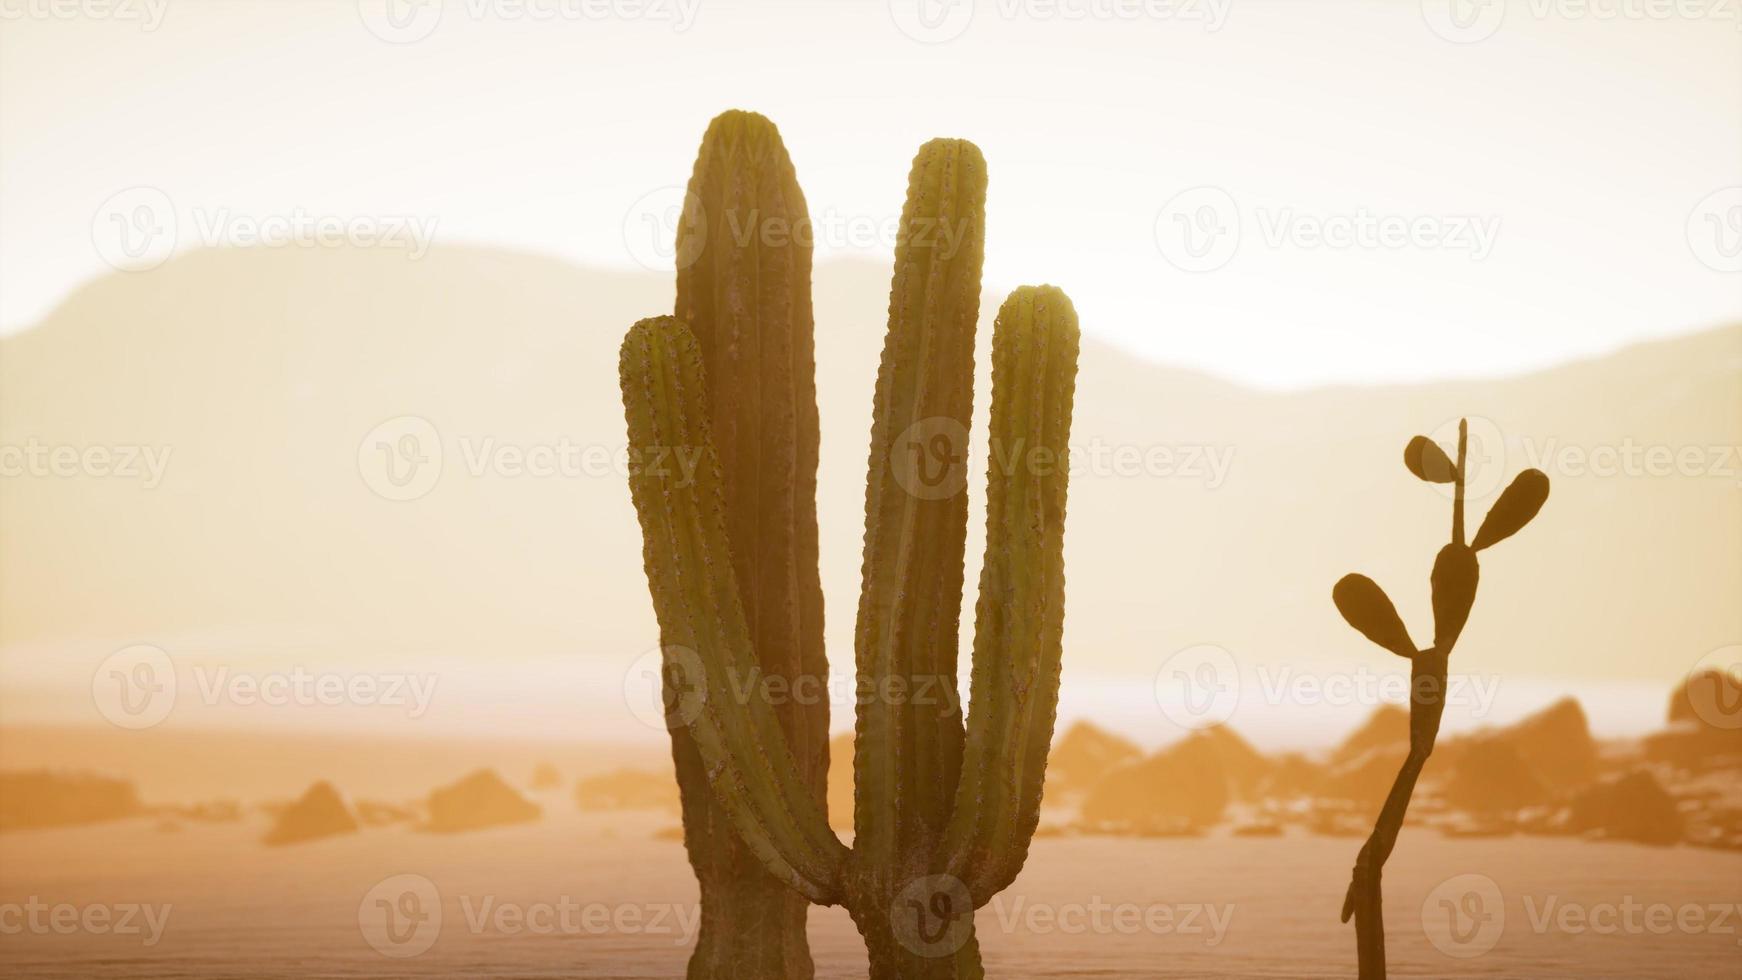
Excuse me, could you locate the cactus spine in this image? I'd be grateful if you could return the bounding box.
[1331,420,1550,979]
[621,118,1079,979]
[664,108,829,979]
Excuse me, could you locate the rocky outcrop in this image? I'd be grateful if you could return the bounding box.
[1331,705,1409,767]
[1563,770,1681,845]
[1440,738,1548,813]
[1080,731,1230,832]
[1046,721,1142,799]
[263,781,359,845]
[575,769,679,813]
[426,769,541,833]
[0,770,142,832]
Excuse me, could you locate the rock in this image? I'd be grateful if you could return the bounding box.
[1198,725,1272,800]
[1046,721,1142,799]
[263,781,360,845]
[426,769,541,833]
[1260,754,1329,800]
[1494,698,1598,791]
[1322,746,1406,808]
[574,769,679,812]
[1331,705,1409,766]
[1564,770,1681,845]
[356,800,418,827]
[1080,732,1229,832]
[1440,738,1548,813]
[0,770,142,832]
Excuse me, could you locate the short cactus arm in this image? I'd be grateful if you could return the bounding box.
[850,138,987,885]
[943,287,1080,905]
[620,316,847,904]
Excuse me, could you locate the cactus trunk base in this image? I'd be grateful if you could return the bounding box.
[674,736,815,980]
[849,905,985,980]
[688,869,811,980]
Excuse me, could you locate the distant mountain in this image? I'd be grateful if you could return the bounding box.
[2,246,1737,742]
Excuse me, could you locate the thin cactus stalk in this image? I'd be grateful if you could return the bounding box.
[621,121,1079,979]
[663,109,828,980]
[1332,419,1551,979]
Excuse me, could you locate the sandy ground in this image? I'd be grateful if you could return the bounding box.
[1,802,1738,979]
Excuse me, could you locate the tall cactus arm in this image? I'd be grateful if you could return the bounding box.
[676,110,830,797]
[620,317,847,904]
[943,287,1080,906]
[850,138,988,891]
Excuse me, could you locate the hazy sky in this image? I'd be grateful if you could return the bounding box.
[2,0,1738,387]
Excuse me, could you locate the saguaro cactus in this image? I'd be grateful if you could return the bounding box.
[1331,420,1550,979]
[659,109,828,980]
[621,130,1079,979]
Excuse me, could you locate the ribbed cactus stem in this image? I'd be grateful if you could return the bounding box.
[944,287,1079,905]
[850,137,988,898]
[619,317,847,907]
[672,108,830,979]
